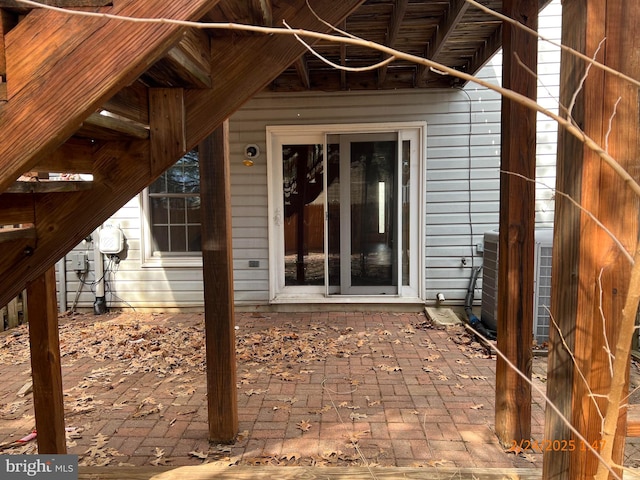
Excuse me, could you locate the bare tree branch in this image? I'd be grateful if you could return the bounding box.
[465,0,640,90]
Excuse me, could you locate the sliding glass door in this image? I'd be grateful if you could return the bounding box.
[268,124,423,301]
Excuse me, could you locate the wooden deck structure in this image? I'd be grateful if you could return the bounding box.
[0,1,638,479]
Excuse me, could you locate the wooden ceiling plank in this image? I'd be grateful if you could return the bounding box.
[377,0,408,88]
[0,0,219,193]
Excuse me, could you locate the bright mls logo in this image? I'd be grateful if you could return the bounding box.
[1,455,78,479]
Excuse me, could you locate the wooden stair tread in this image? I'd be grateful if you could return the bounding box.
[628,404,640,437]
[5,180,93,194]
[0,225,36,243]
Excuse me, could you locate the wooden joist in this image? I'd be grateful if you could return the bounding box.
[293,57,310,89]
[376,0,408,88]
[186,0,365,147]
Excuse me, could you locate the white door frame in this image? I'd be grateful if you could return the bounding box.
[267,122,426,303]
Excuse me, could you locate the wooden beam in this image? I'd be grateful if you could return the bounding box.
[199,121,238,442]
[0,0,218,193]
[543,0,640,478]
[149,88,186,178]
[27,266,66,454]
[185,0,365,146]
[494,0,537,446]
[377,0,408,88]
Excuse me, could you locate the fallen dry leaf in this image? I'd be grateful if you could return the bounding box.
[297,420,312,432]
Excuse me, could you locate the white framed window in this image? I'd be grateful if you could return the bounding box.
[267,122,425,302]
[140,149,203,267]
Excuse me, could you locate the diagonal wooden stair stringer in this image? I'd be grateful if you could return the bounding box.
[0,0,366,308]
[0,0,218,193]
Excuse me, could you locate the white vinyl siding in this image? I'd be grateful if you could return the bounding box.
[59,0,561,310]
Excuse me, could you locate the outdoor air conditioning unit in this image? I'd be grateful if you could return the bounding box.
[481,229,553,345]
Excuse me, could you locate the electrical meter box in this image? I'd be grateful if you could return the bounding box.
[99,225,124,255]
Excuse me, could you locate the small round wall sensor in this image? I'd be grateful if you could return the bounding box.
[244,144,260,159]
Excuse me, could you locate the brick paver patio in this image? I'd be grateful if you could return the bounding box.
[0,310,636,471]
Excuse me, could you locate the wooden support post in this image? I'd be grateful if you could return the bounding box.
[6,295,19,328]
[199,121,238,443]
[27,266,66,453]
[494,0,538,446]
[543,0,640,478]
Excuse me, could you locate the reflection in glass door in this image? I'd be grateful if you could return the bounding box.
[282,144,325,286]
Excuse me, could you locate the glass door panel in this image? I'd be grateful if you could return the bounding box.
[282,144,325,286]
[334,133,399,295]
